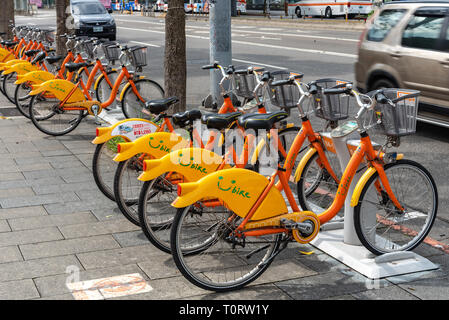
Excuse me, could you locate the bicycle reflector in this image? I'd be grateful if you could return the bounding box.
[116,143,121,153]
[143,160,147,172]
[177,184,182,196]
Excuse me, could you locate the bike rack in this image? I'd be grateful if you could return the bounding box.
[309,125,438,280]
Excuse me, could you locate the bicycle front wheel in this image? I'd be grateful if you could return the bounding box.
[171,204,282,292]
[14,81,33,118]
[29,93,84,136]
[354,159,438,255]
[121,78,164,119]
[3,72,17,104]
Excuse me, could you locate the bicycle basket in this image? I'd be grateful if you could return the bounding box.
[233,68,260,99]
[367,88,420,137]
[268,71,301,109]
[311,78,352,121]
[129,46,148,68]
[83,41,95,60]
[103,44,121,62]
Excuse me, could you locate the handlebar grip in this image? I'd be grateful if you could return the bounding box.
[201,63,219,70]
[271,79,293,87]
[322,87,352,95]
[308,84,318,95]
[375,92,391,105]
[291,73,304,80]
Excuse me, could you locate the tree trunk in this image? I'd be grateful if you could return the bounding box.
[164,0,186,114]
[56,0,70,55]
[0,0,15,40]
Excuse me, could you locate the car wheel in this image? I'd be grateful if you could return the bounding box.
[295,7,301,18]
[325,6,332,19]
[370,78,396,91]
[109,35,116,41]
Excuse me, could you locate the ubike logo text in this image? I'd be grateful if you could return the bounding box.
[148,136,170,153]
[217,176,251,199]
[178,153,208,174]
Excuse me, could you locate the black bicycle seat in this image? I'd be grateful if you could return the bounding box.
[237,111,288,131]
[144,96,179,114]
[172,109,202,127]
[65,62,89,73]
[201,111,243,130]
[45,55,63,65]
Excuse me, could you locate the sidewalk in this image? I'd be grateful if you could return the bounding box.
[1,92,449,301]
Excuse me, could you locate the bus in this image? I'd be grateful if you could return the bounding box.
[286,0,373,18]
[29,0,43,8]
[237,0,247,13]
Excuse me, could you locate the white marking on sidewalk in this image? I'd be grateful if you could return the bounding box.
[118,26,356,59]
[66,273,153,300]
[130,40,161,48]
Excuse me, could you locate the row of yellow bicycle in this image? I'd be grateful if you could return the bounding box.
[0,25,438,293]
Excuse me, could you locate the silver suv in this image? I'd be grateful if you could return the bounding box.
[355,1,449,128]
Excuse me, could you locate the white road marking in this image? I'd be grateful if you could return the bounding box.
[232,58,287,70]
[118,26,357,59]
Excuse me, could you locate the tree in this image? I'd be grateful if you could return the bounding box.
[56,0,71,55]
[164,0,186,114]
[0,0,15,40]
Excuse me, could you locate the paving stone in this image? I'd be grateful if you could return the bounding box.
[90,207,126,221]
[17,163,53,172]
[39,149,73,157]
[59,218,140,239]
[44,199,116,215]
[35,293,75,300]
[112,230,151,247]
[0,246,23,263]
[19,235,121,260]
[0,205,48,219]
[0,187,35,199]
[0,177,65,191]
[0,159,19,173]
[275,269,390,300]
[0,151,41,160]
[0,220,11,233]
[398,275,449,300]
[352,285,419,300]
[34,264,147,297]
[32,139,68,152]
[0,172,24,181]
[31,181,98,195]
[22,169,58,180]
[8,212,97,231]
[5,141,39,154]
[186,284,292,300]
[0,192,80,208]
[0,279,40,300]
[108,276,208,300]
[0,227,63,247]
[77,244,163,270]
[0,255,83,281]
[137,253,181,280]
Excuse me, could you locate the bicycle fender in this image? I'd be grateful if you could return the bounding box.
[29,79,86,103]
[119,76,146,102]
[3,62,39,76]
[0,48,15,63]
[92,118,159,145]
[293,147,318,183]
[0,59,24,70]
[138,147,229,182]
[15,70,55,85]
[113,131,189,162]
[0,60,30,72]
[350,167,377,207]
[172,168,288,220]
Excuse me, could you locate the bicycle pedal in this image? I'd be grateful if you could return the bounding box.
[280,218,314,236]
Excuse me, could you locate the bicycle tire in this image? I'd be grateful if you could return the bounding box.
[354,159,438,255]
[14,81,33,118]
[2,72,17,104]
[29,93,84,136]
[92,140,126,202]
[121,78,164,119]
[171,205,282,292]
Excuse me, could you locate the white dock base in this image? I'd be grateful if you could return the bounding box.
[311,228,438,279]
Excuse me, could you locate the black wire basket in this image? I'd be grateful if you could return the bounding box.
[311,78,352,121]
[268,71,301,109]
[129,46,148,68]
[103,44,121,62]
[366,88,420,137]
[233,69,260,99]
[83,41,95,60]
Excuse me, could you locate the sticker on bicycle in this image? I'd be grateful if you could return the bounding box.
[111,120,158,141]
[397,91,416,106]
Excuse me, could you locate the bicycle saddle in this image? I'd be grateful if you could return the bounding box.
[3,41,18,48]
[237,111,288,131]
[24,49,41,57]
[65,62,89,73]
[144,96,179,114]
[201,111,243,130]
[31,51,47,65]
[45,55,63,65]
[172,109,202,127]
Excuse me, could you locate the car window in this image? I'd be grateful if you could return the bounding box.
[402,15,445,50]
[366,9,407,42]
[73,3,107,15]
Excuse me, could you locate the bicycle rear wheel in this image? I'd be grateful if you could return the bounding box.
[29,93,84,136]
[171,203,282,292]
[14,81,33,118]
[121,78,164,119]
[3,72,17,104]
[354,159,438,255]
